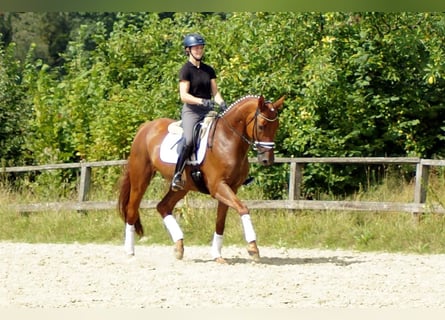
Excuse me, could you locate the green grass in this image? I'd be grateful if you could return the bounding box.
[1,206,445,254]
[1,173,445,254]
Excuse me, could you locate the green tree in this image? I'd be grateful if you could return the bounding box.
[4,12,445,199]
[0,42,28,166]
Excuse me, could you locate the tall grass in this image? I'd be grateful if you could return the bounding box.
[1,169,445,254]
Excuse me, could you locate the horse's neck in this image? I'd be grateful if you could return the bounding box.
[219,102,254,149]
[228,100,255,128]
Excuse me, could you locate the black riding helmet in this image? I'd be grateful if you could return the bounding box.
[183,33,206,48]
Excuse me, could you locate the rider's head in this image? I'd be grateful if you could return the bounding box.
[183,33,205,61]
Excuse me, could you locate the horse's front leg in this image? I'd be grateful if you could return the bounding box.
[242,214,260,262]
[212,202,229,263]
[213,184,260,262]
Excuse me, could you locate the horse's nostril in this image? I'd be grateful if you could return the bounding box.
[258,154,275,166]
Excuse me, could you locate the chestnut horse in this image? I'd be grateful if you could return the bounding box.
[118,95,285,263]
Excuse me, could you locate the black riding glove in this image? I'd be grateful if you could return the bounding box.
[201,99,215,109]
[219,101,227,111]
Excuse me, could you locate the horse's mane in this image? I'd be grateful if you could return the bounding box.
[222,95,261,115]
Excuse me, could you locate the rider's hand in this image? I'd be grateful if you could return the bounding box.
[201,99,215,109]
[219,101,227,112]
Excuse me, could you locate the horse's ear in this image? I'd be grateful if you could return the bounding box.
[258,95,265,107]
[273,95,286,110]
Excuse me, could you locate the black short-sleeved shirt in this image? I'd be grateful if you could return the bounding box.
[179,61,216,100]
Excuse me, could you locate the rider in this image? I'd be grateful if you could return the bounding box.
[171,33,227,191]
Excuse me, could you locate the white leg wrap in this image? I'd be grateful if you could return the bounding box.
[163,215,184,242]
[241,214,256,243]
[124,223,135,255]
[210,233,224,259]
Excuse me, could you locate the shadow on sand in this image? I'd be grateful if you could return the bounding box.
[192,255,363,266]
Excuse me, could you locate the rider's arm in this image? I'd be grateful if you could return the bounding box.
[211,79,224,106]
[179,80,206,105]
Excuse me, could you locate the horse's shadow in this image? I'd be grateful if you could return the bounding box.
[192,255,363,266]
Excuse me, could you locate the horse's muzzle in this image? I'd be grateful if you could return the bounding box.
[257,152,274,166]
[254,141,275,166]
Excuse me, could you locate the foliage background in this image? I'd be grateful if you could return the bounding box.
[1,12,445,198]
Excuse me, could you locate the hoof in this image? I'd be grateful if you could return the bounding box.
[247,242,260,262]
[215,257,228,264]
[174,239,184,260]
[248,250,260,262]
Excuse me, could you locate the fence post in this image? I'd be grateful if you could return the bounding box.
[414,161,429,204]
[78,161,92,203]
[288,162,303,200]
[413,160,429,221]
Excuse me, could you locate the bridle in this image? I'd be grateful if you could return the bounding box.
[251,106,279,154]
[218,100,279,154]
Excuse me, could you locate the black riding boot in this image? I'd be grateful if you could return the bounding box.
[171,144,191,191]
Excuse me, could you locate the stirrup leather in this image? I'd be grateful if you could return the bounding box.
[171,172,184,191]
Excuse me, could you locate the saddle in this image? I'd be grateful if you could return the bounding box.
[161,111,218,194]
[167,110,217,164]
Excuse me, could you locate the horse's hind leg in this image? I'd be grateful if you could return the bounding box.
[156,189,188,260]
[124,159,154,255]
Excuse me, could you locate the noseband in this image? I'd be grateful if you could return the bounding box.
[251,105,279,154]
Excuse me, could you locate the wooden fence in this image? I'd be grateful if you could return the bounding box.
[2,157,445,214]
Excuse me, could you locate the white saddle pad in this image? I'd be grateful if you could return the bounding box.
[159,119,213,164]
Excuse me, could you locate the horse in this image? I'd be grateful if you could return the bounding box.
[118,95,285,263]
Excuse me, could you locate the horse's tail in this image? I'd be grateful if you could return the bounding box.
[117,165,144,236]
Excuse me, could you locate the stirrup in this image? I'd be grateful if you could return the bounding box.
[171,173,184,191]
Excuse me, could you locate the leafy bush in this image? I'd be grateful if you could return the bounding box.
[2,12,445,198]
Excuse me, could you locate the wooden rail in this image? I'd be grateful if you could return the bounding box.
[2,157,445,214]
